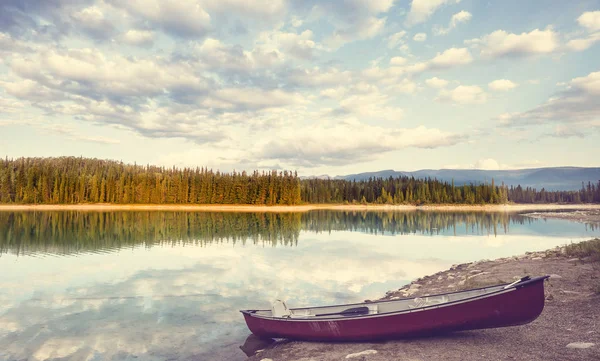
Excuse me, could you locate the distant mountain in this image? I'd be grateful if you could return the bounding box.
[299,174,331,180]
[334,167,600,191]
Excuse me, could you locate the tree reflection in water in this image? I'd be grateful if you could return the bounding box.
[0,210,576,257]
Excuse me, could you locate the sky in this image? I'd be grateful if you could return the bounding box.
[0,0,599,176]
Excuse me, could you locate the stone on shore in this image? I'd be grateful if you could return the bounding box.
[346,350,378,359]
[566,342,595,349]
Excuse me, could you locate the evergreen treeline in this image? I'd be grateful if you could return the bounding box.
[0,157,599,205]
[0,157,301,205]
[301,177,509,204]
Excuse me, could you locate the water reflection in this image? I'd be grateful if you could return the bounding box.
[3,210,595,257]
[0,210,599,361]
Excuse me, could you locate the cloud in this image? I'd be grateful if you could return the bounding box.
[577,11,600,32]
[256,28,323,61]
[425,77,449,88]
[70,6,116,40]
[405,0,461,27]
[0,96,25,114]
[210,88,306,110]
[196,38,276,73]
[8,48,211,102]
[288,67,352,88]
[567,13,600,51]
[488,79,518,91]
[121,30,155,47]
[256,121,466,167]
[497,70,600,128]
[466,28,558,58]
[389,56,408,66]
[314,0,394,48]
[326,16,387,49]
[566,33,600,51]
[543,125,586,139]
[429,47,473,68]
[42,124,121,144]
[438,85,487,104]
[387,30,407,49]
[109,0,211,38]
[358,47,472,84]
[413,33,427,41]
[433,10,472,35]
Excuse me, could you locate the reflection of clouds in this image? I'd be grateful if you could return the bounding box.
[1,227,597,360]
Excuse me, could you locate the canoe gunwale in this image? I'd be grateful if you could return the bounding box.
[240,275,549,322]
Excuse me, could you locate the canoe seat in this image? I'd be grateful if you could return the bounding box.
[271,299,291,318]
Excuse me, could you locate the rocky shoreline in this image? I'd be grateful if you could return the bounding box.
[247,241,599,361]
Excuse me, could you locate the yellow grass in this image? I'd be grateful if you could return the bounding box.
[0,203,599,212]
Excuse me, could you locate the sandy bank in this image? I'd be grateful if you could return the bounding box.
[1,203,599,212]
[246,242,599,361]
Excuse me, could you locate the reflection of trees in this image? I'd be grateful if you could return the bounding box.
[301,210,534,236]
[0,212,302,256]
[2,210,588,257]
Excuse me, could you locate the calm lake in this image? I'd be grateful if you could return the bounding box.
[1,210,598,361]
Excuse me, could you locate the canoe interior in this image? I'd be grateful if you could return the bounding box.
[252,283,509,320]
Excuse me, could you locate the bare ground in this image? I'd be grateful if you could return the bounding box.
[246,245,599,361]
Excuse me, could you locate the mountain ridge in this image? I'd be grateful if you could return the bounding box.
[317,167,600,191]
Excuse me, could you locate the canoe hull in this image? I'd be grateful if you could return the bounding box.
[242,277,547,341]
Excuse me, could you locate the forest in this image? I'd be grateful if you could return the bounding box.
[0,157,599,205]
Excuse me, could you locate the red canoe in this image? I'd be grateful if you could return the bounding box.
[240,275,549,341]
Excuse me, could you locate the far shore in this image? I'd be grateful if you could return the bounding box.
[1,203,600,212]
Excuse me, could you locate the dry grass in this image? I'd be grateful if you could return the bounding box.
[564,238,600,262]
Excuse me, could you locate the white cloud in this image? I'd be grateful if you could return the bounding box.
[326,16,387,49]
[211,88,306,110]
[112,0,212,38]
[413,33,427,41]
[121,30,155,47]
[488,79,518,91]
[388,79,418,94]
[257,28,321,60]
[70,6,116,40]
[389,56,408,66]
[257,121,465,167]
[566,32,600,51]
[433,10,472,35]
[474,158,501,170]
[577,11,600,32]
[289,67,352,87]
[438,85,487,104]
[196,38,281,72]
[425,77,449,88]
[498,70,600,127]
[387,31,407,49]
[405,0,461,27]
[466,28,559,58]
[429,47,473,68]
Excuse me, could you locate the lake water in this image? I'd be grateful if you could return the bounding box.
[0,210,598,361]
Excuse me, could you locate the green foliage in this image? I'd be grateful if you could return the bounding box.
[1,157,598,205]
[0,157,300,205]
